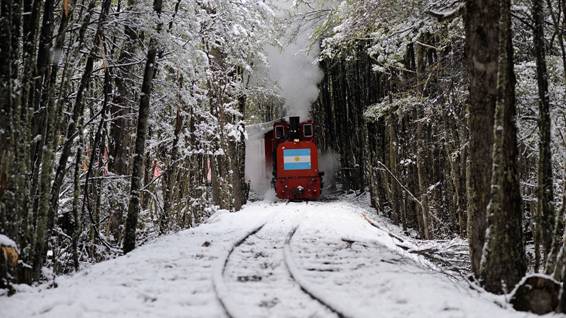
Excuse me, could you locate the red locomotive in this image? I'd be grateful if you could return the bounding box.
[264,116,323,200]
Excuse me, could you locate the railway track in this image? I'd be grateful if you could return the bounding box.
[213,215,346,318]
[283,226,352,318]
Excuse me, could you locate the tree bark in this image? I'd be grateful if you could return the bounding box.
[532,0,555,273]
[162,104,183,234]
[387,113,402,224]
[479,0,527,294]
[464,0,500,276]
[123,0,164,253]
[0,0,15,239]
[109,0,140,176]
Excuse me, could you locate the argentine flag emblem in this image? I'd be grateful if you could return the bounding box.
[283,149,311,170]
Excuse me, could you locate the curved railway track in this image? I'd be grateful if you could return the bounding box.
[212,221,268,318]
[283,226,350,318]
[213,217,346,318]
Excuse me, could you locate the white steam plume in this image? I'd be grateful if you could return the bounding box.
[265,2,324,119]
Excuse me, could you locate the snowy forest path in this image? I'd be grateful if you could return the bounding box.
[1,200,536,318]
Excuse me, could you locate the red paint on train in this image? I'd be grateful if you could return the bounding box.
[264,116,323,200]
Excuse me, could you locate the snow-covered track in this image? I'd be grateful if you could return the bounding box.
[283,226,350,318]
[215,213,341,318]
[213,221,268,318]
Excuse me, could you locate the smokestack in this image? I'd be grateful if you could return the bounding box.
[289,116,300,140]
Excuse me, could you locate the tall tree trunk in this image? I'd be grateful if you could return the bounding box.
[108,1,139,242]
[29,0,60,281]
[31,54,58,281]
[123,0,164,253]
[9,0,34,274]
[416,119,431,240]
[532,0,555,273]
[236,94,249,209]
[30,0,74,221]
[161,104,183,234]
[29,0,55,190]
[464,0,500,276]
[70,131,84,272]
[387,113,402,224]
[415,40,431,239]
[479,0,527,294]
[0,0,15,238]
[109,0,139,176]
[0,0,31,280]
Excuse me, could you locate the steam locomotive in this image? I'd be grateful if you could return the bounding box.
[264,116,323,200]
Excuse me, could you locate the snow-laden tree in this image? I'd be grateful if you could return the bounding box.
[0,0,277,282]
[306,0,566,298]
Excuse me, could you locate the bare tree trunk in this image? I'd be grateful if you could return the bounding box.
[107,1,139,243]
[448,114,467,237]
[109,0,139,176]
[531,0,555,273]
[0,0,15,239]
[123,0,164,253]
[479,0,526,294]
[417,119,431,240]
[464,0,500,276]
[70,130,84,272]
[387,113,402,224]
[415,41,431,239]
[9,0,34,278]
[162,104,183,234]
[29,0,56,198]
[235,94,249,209]
[31,53,57,281]
[29,0,60,280]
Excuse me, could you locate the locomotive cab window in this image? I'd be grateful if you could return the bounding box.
[275,126,285,139]
[303,124,313,138]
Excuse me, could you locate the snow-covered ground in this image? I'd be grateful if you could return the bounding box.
[1,197,538,318]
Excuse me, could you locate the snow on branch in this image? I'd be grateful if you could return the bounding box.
[425,0,464,22]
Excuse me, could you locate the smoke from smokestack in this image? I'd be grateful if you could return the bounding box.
[265,2,324,119]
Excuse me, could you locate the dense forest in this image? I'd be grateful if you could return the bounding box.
[2,0,566,313]
[313,0,566,299]
[0,0,275,284]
